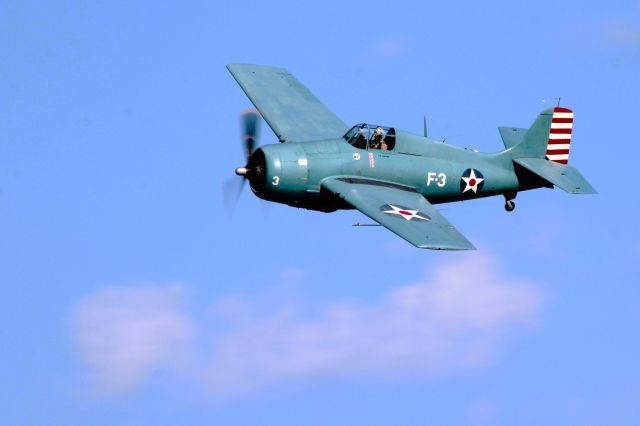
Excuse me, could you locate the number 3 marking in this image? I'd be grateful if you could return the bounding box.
[272,176,280,186]
[437,173,446,187]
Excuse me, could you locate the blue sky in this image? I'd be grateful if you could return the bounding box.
[1,0,639,424]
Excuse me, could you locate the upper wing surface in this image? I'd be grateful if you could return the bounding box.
[322,177,476,250]
[227,64,349,143]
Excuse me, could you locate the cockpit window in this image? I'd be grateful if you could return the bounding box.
[344,124,396,151]
[344,124,368,149]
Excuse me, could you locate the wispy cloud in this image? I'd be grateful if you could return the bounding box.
[605,20,640,47]
[373,38,408,58]
[360,37,409,62]
[72,253,543,397]
[564,13,640,51]
[205,253,541,395]
[72,285,193,393]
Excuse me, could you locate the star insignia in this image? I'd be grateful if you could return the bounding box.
[381,204,430,221]
[460,168,485,194]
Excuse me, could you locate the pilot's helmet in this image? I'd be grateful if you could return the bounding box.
[375,127,384,136]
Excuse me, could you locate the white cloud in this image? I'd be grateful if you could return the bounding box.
[72,285,193,393]
[204,253,542,395]
[72,253,542,397]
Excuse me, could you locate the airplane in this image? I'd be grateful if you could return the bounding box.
[226,63,596,250]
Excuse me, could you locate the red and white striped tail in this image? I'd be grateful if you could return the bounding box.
[546,107,573,165]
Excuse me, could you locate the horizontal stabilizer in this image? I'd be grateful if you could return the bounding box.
[499,127,527,149]
[514,158,596,194]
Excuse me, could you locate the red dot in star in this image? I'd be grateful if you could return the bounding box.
[469,179,476,186]
[399,210,412,216]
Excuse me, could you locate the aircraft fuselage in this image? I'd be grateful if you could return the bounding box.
[247,130,547,212]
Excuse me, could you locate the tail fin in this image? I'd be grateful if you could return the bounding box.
[506,107,596,194]
[509,107,574,163]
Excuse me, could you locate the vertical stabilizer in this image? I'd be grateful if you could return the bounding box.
[510,107,575,163]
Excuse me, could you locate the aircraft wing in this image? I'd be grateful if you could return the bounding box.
[322,177,476,250]
[227,64,349,143]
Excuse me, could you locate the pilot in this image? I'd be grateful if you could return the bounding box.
[370,127,384,149]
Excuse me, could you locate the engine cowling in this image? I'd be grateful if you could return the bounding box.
[247,144,309,204]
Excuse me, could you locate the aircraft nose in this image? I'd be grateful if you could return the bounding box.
[246,148,267,192]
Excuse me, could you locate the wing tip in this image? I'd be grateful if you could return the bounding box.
[569,188,598,194]
[417,243,477,251]
[226,63,289,74]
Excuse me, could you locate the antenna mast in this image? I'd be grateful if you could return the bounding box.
[423,114,428,138]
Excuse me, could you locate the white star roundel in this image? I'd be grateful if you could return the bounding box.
[380,204,431,221]
[460,168,485,194]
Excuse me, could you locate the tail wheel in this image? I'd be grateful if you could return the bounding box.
[505,200,515,212]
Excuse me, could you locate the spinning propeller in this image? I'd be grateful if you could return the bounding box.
[223,109,261,212]
[234,108,260,177]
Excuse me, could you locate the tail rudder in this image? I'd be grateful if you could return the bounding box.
[545,107,573,164]
[509,106,574,162]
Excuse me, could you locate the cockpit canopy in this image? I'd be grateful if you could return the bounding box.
[344,124,396,151]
